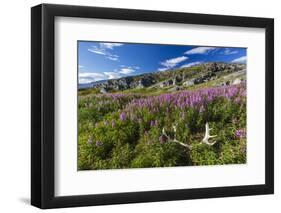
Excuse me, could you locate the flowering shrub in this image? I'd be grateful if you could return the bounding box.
[78,83,246,170]
[235,129,247,139]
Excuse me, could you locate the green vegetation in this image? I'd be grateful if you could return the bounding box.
[78,83,246,170]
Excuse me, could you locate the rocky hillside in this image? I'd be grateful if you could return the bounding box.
[80,62,246,92]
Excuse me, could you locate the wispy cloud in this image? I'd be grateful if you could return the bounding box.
[100,43,124,49]
[185,47,217,55]
[158,56,188,71]
[181,61,203,68]
[88,47,107,55]
[232,56,247,63]
[104,72,122,79]
[106,55,119,61]
[116,65,140,75]
[79,69,126,83]
[88,42,123,61]
[79,63,139,84]
[158,67,169,72]
[79,65,84,69]
[79,72,106,84]
[161,56,188,68]
[119,68,135,74]
[222,48,239,55]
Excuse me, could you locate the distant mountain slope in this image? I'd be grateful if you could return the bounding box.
[79,62,246,91]
[79,79,107,89]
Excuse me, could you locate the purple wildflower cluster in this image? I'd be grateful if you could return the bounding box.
[87,137,103,147]
[150,120,158,127]
[87,137,93,145]
[83,93,143,112]
[96,93,143,101]
[118,84,245,120]
[119,112,126,121]
[235,129,246,139]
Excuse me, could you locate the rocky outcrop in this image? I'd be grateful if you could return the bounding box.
[83,62,246,91]
[100,88,107,94]
[167,86,182,92]
[159,79,173,88]
[232,78,242,85]
[183,78,196,86]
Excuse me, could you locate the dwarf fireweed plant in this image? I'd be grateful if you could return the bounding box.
[78,83,246,170]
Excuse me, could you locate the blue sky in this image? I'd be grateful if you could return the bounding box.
[78,41,246,84]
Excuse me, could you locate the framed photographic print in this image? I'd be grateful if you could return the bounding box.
[31,3,274,209]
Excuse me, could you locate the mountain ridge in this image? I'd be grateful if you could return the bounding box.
[79,62,246,92]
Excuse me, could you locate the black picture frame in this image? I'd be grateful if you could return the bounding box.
[31,3,274,209]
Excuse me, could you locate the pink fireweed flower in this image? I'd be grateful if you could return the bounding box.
[235,129,246,139]
[121,84,246,114]
[119,112,126,121]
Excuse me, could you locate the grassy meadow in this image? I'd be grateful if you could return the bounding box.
[78,82,246,170]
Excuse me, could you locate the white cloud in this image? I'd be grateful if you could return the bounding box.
[232,56,247,63]
[185,47,217,55]
[78,69,124,84]
[160,56,188,69]
[158,67,169,72]
[116,65,140,75]
[120,65,140,69]
[104,72,122,79]
[100,43,124,49]
[106,56,119,61]
[79,65,84,68]
[79,72,106,84]
[88,50,105,55]
[88,47,107,55]
[223,48,238,55]
[181,61,202,68]
[119,68,135,74]
[88,43,123,61]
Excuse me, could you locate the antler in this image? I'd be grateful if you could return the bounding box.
[201,122,217,145]
[162,126,192,149]
[160,122,217,148]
